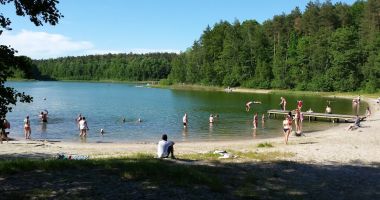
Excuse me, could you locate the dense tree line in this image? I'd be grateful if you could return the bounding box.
[29,0,379,92]
[34,53,177,81]
[167,0,379,92]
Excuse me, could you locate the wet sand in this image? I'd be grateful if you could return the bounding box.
[0,96,379,166]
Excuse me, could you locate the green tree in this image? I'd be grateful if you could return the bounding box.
[0,0,63,118]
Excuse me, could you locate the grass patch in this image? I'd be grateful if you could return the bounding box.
[257,142,274,148]
[0,154,223,191]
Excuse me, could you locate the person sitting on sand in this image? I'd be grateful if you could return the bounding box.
[157,134,175,159]
[347,115,362,131]
[245,100,262,112]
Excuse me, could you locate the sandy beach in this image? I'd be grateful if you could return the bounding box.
[1,96,379,166]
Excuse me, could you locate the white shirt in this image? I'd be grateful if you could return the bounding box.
[79,120,87,130]
[209,116,214,123]
[183,115,187,123]
[157,140,174,158]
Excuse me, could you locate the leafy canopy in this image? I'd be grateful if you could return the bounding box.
[0,0,63,118]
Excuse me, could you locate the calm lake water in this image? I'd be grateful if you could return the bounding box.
[5,81,366,143]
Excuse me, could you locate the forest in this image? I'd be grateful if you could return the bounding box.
[33,53,176,81]
[22,0,380,92]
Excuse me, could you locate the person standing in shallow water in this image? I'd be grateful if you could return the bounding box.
[297,100,303,111]
[76,114,82,130]
[79,117,89,137]
[182,113,188,128]
[24,115,31,139]
[253,113,258,129]
[280,97,287,111]
[39,110,48,123]
[209,114,214,124]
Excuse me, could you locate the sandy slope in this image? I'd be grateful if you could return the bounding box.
[0,97,379,166]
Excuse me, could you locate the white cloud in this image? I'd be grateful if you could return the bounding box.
[0,30,94,59]
[0,30,181,59]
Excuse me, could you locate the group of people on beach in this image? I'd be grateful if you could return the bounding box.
[279,98,304,144]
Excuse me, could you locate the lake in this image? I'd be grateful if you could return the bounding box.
[5,81,366,143]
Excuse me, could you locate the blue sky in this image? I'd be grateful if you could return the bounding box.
[0,0,356,59]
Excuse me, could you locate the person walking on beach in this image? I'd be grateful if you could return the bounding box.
[280,97,287,111]
[24,115,31,139]
[282,116,291,144]
[287,111,293,132]
[183,113,188,128]
[245,100,262,112]
[253,113,258,129]
[157,134,175,159]
[79,117,89,137]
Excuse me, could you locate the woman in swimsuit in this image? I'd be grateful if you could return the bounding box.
[283,116,291,144]
[24,116,31,139]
